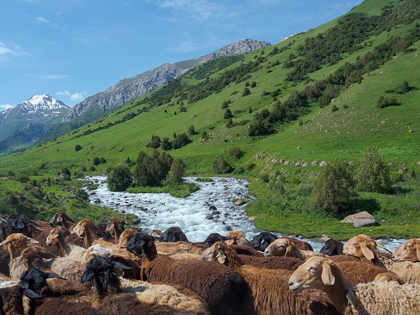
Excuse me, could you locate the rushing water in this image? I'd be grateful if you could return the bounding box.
[84,176,406,252]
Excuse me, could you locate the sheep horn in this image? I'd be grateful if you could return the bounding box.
[0,239,12,247]
[26,237,39,244]
[374,241,391,253]
[46,272,66,280]
[22,288,43,299]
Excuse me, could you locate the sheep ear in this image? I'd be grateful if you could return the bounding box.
[0,239,11,247]
[26,237,39,244]
[80,270,95,284]
[46,272,66,280]
[23,288,42,299]
[416,243,420,261]
[216,252,226,264]
[321,262,335,286]
[113,262,131,270]
[286,244,303,259]
[361,243,375,261]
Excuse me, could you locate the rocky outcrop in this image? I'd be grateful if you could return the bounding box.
[341,211,377,227]
[62,39,270,122]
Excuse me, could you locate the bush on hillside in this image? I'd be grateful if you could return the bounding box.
[188,125,196,135]
[108,165,133,192]
[168,158,185,184]
[356,147,392,193]
[93,157,101,166]
[228,147,244,160]
[133,150,173,187]
[15,172,29,184]
[213,155,233,174]
[377,95,398,108]
[75,144,82,152]
[310,159,357,216]
[242,87,251,97]
[224,109,233,119]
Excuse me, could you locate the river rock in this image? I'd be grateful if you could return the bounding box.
[320,161,327,167]
[234,199,246,205]
[132,218,141,224]
[247,216,257,222]
[341,211,377,227]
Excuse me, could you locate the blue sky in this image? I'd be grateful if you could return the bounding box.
[0,0,362,110]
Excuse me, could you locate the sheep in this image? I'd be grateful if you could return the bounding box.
[118,229,137,247]
[46,227,86,259]
[289,256,420,315]
[237,254,304,271]
[159,227,188,243]
[0,249,10,278]
[81,257,209,315]
[343,235,420,284]
[9,246,56,279]
[49,212,75,230]
[203,233,233,248]
[82,239,141,279]
[393,239,420,262]
[199,242,339,315]
[229,244,264,257]
[155,241,203,256]
[225,230,250,246]
[0,234,41,260]
[250,231,277,251]
[105,217,125,244]
[320,239,344,256]
[1,215,42,239]
[71,219,103,249]
[264,238,306,259]
[127,233,248,315]
[0,281,42,315]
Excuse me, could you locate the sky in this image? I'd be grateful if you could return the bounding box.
[0,0,363,111]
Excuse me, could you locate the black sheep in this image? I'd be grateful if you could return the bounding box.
[250,232,277,251]
[319,239,344,256]
[203,233,234,248]
[159,227,189,243]
[20,268,65,295]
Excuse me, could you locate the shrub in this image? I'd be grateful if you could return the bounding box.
[201,131,208,141]
[331,104,339,112]
[15,172,29,183]
[248,107,253,114]
[75,144,82,151]
[75,188,89,201]
[377,95,398,108]
[100,157,107,164]
[81,166,87,171]
[310,159,357,216]
[224,109,233,119]
[242,87,251,97]
[233,166,244,174]
[133,150,173,187]
[213,155,233,174]
[147,135,161,149]
[90,166,96,171]
[251,81,257,88]
[168,158,185,183]
[61,168,71,177]
[356,147,392,193]
[222,101,229,109]
[93,157,100,166]
[108,165,133,192]
[161,137,171,150]
[228,147,244,160]
[188,125,196,135]
[261,173,269,183]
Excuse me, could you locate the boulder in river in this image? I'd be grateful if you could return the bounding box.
[234,199,246,206]
[341,211,377,227]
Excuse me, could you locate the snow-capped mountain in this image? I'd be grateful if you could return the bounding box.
[0,94,69,123]
[0,95,70,156]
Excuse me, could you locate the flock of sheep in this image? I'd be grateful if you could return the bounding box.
[0,212,419,315]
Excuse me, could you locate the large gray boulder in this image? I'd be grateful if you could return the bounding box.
[341,211,377,227]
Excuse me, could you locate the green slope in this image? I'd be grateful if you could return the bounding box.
[1,0,419,239]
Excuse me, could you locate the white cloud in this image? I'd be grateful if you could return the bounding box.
[0,42,31,63]
[70,92,87,102]
[36,17,50,23]
[56,90,71,96]
[39,74,68,79]
[0,104,13,111]
[168,39,198,53]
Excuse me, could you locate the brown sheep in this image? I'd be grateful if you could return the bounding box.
[238,254,304,270]
[289,256,420,315]
[225,231,250,246]
[149,230,163,238]
[127,234,248,315]
[46,227,86,259]
[0,281,41,315]
[393,239,420,262]
[155,241,203,256]
[263,238,305,259]
[118,229,137,247]
[49,212,75,230]
[105,217,125,244]
[9,246,56,279]
[230,244,264,257]
[71,219,103,249]
[0,249,10,278]
[199,242,339,315]
[0,234,41,260]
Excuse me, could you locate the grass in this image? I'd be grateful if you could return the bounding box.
[0,0,418,238]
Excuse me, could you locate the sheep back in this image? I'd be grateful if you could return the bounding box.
[238,255,304,270]
[141,257,247,315]
[336,261,399,285]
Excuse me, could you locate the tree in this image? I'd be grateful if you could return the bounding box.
[147,135,161,149]
[100,157,107,164]
[201,131,208,141]
[242,87,251,97]
[133,151,152,186]
[168,158,185,183]
[224,109,233,119]
[213,155,233,174]
[188,125,196,135]
[161,137,171,150]
[356,147,392,193]
[133,150,174,187]
[251,81,257,88]
[221,101,229,109]
[108,165,132,192]
[93,157,101,166]
[75,144,82,152]
[310,159,357,216]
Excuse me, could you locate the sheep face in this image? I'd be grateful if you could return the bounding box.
[118,229,137,247]
[204,233,232,248]
[126,233,154,256]
[392,239,420,262]
[149,230,163,237]
[0,233,39,259]
[288,256,336,293]
[160,227,188,243]
[343,236,379,263]
[198,242,228,264]
[49,212,74,228]
[225,230,249,246]
[46,227,69,246]
[105,218,125,242]
[320,239,344,256]
[264,238,303,258]
[250,232,277,251]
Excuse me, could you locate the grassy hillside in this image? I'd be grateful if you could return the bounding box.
[1,0,419,239]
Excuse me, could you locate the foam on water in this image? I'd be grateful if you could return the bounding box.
[84,176,406,252]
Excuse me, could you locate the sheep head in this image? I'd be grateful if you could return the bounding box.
[46,226,70,246]
[80,256,130,294]
[343,235,384,263]
[149,230,163,238]
[392,239,420,262]
[198,242,241,268]
[250,232,277,251]
[20,268,65,295]
[264,238,304,259]
[225,230,249,246]
[49,212,74,229]
[0,233,39,260]
[118,229,136,247]
[127,233,157,259]
[105,217,125,243]
[203,233,234,248]
[289,256,337,293]
[71,219,102,248]
[320,239,344,256]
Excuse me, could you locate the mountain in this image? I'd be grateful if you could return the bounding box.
[61,39,271,122]
[0,94,69,155]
